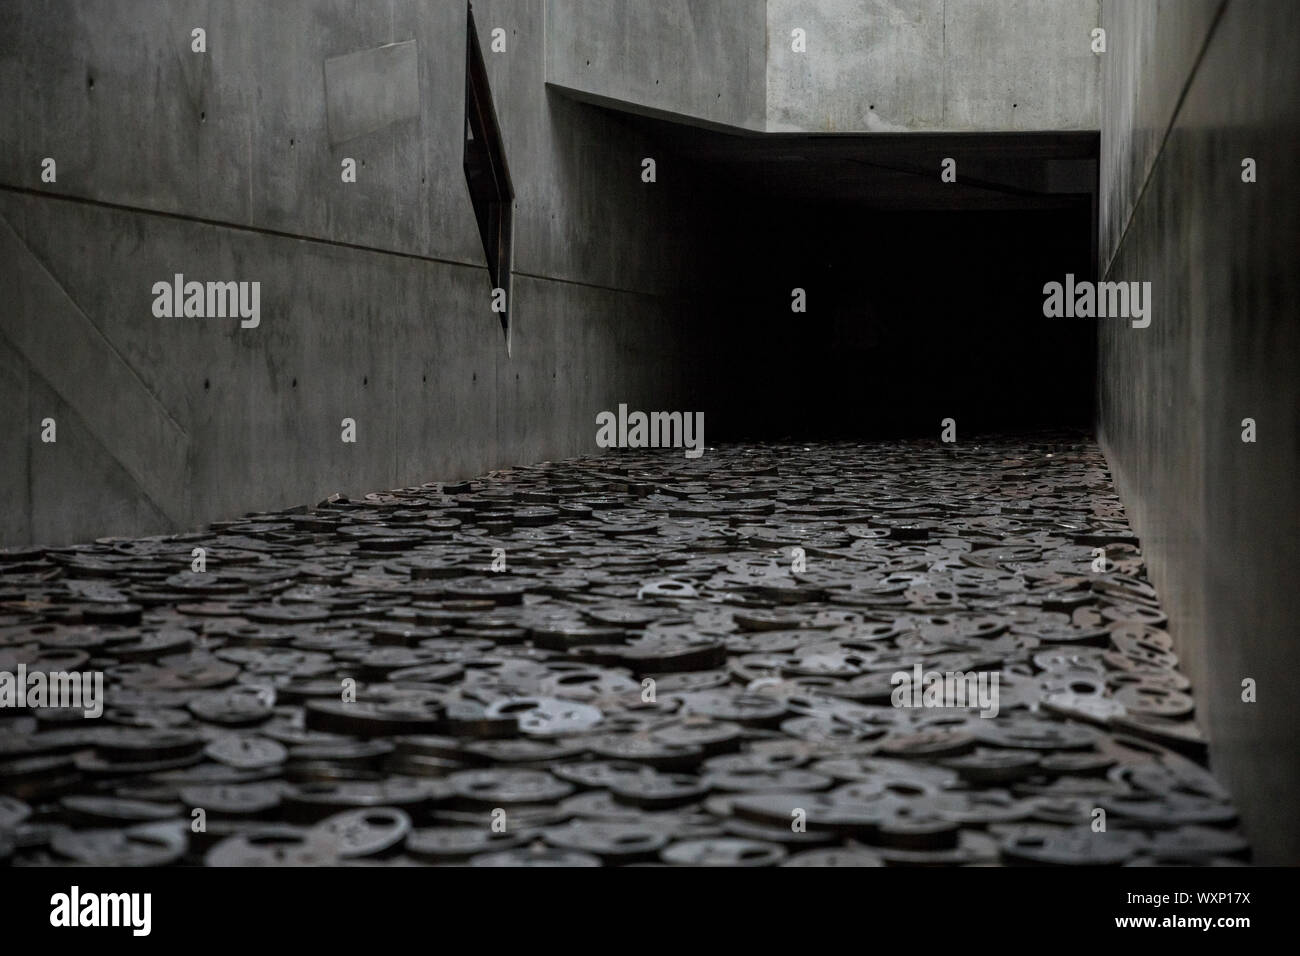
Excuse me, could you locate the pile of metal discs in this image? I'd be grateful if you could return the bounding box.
[0,436,1248,865]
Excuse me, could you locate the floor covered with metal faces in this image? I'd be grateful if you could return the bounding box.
[0,435,1247,866]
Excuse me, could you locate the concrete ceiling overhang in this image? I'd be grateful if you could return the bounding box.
[551,84,1097,214]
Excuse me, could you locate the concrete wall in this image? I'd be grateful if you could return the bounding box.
[1097,0,1300,863]
[545,0,1100,134]
[765,0,1101,132]
[0,0,708,545]
[544,0,768,131]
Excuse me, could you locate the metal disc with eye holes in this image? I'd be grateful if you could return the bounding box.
[556,790,647,823]
[704,749,812,775]
[1033,647,1108,674]
[282,778,442,819]
[206,827,338,866]
[674,690,788,727]
[661,837,787,867]
[778,715,879,746]
[782,650,874,679]
[637,579,698,601]
[1038,751,1116,777]
[204,735,288,770]
[879,729,978,759]
[1108,668,1191,693]
[721,631,806,654]
[1109,622,1173,651]
[52,821,188,866]
[722,816,838,847]
[608,772,708,810]
[542,819,671,862]
[1107,712,1206,761]
[537,668,640,701]
[103,705,193,729]
[1104,791,1237,826]
[942,749,1040,785]
[1040,692,1128,725]
[1104,646,1179,672]
[461,738,586,766]
[704,767,835,794]
[439,699,520,738]
[484,696,602,737]
[179,782,283,816]
[585,735,704,771]
[927,790,1039,826]
[551,760,662,790]
[304,699,446,736]
[810,671,898,704]
[873,801,967,853]
[811,756,958,791]
[1000,826,1147,866]
[652,670,732,693]
[308,807,411,858]
[648,717,745,755]
[1102,603,1167,628]
[95,728,207,762]
[188,687,275,726]
[880,829,1000,866]
[449,768,574,806]
[730,792,884,834]
[600,634,728,673]
[732,609,808,632]
[243,604,333,624]
[0,439,1246,867]
[1111,684,1194,718]
[973,718,1100,751]
[112,629,196,661]
[60,796,183,825]
[405,827,525,861]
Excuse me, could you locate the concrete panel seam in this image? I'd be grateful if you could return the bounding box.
[512,269,692,304]
[0,185,482,273]
[323,40,422,145]
[0,210,189,442]
[1101,0,1229,276]
[0,326,183,530]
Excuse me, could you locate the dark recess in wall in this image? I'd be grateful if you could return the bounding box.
[702,204,1097,440]
[604,112,1101,442]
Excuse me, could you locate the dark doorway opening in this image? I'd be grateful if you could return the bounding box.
[602,113,1100,441]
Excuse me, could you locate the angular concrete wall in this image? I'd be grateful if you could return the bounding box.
[0,0,707,545]
[766,0,1101,133]
[1097,0,1300,863]
[544,0,768,131]
[545,0,1100,134]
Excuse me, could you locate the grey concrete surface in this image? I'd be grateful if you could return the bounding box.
[324,39,422,145]
[0,0,708,545]
[1097,0,1300,863]
[544,0,768,131]
[545,0,1100,134]
[1097,0,1222,269]
[764,0,1100,132]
